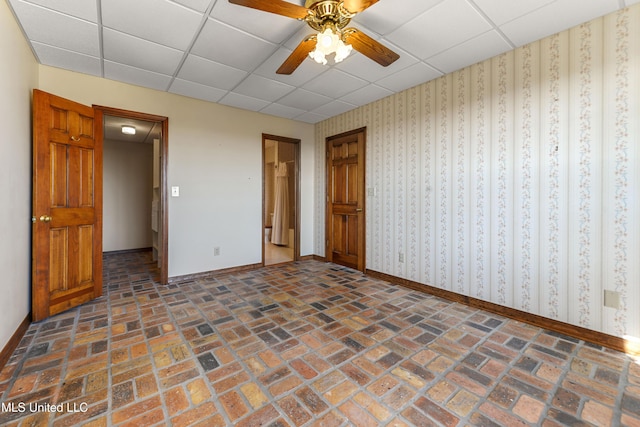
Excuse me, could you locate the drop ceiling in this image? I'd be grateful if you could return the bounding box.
[6,0,637,123]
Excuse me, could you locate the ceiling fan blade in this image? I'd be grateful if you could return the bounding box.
[344,29,399,67]
[276,37,317,75]
[228,0,309,19]
[342,0,378,13]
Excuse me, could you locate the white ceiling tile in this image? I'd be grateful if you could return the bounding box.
[260,103,307,120]
[302,69,368,99]
[17,0,97,21]
[386,0,492,60]
[8,0,98,56]
[171,0,212,13]
[472,0,557,26]
[177,54,247,90]
[426,30,512,74]
[339,84,394,106]
[311,100,357,117]
[283,25,318,50]
[233,75,295,102]
[169,78,227,103]
[191,19,278,71]
[103,29,183,76]
[101,0,203,50]
[294,111,330,123]
[104,61,172,91]
[376,62,442,93]
[335,43,418,83]
[211,0,302,44]
[219,92,271,112]
[500,0,620,47]
[253,48,326,86]
[31,42,101,76]
[353,0,444,35]
[277,88,333,111]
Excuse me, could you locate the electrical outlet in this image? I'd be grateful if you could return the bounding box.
[604,290,620,309]
[398,252,404,263]
[214,247,220,256]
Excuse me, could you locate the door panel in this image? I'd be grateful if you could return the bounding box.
[32,89,103,321]
[326,128,365,271]
[347,163,358,204]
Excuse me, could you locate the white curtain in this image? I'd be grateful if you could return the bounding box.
[271,162,289,246]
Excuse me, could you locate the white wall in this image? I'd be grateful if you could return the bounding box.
[0,0,38,350]
[38,66,316,277]
[315,5,640,340]
[103,139,153,252]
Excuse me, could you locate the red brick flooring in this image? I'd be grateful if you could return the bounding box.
[1,250,639,426]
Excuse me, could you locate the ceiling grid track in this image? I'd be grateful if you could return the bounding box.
[164,0,220,92]
[96,0,105,78]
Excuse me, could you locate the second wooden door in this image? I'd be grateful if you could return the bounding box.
[326,128,366,272]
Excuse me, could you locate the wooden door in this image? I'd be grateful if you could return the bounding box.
[32,90,103,321]
[326,128,365,271]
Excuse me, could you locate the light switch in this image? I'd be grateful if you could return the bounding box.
[171,186,180,197]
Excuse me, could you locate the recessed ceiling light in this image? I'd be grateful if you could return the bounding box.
[121,125,136,135]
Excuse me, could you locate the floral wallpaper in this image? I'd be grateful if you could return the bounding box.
[315,5,640,339]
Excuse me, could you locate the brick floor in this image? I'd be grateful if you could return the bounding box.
[0,250,639,426]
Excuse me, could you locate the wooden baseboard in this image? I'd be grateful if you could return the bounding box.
[168,263,263,284]
[103,247,152,255]
[0,314,31,372]
[366,269,639,357]
[299,255,327,262]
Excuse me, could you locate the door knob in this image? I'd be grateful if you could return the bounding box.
[355,208,363,212]
[39,215,52,222]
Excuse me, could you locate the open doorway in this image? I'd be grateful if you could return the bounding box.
[263,134,300,266]
[97,106,169,284]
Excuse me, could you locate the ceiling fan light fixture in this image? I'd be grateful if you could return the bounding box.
[309,48,328,65]
[309,27,352,65]
[334,41,352,63]
[121,125,136,135]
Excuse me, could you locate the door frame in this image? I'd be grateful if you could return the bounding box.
[94,105,169,285]
[325,127,366,272]
[262,133,301,265]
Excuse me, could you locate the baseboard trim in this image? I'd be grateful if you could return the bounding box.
[0,313,31,372]
[366,269,639,357]
[103,247,152,255]
[169,257,329,284]
[168,263,263,284]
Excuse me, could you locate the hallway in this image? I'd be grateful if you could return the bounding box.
[0,250,638,426]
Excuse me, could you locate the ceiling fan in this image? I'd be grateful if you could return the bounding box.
[228,0,400,74]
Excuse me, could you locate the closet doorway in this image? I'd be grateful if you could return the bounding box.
[262,134,300,266]
[98,106,169,284]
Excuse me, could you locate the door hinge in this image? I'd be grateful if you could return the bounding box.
[326,239,329,247]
